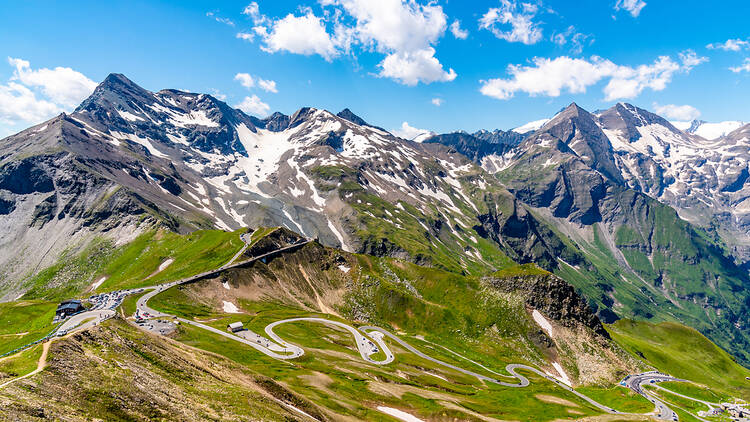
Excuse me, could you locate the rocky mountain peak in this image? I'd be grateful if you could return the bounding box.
[259,111,290,132]
[472,128,525,146]
[288,107,322,128]
[524,101,624,183]
[601,102,674,130]
[534,102,598,136]
[724,122,750,143]
[336,108,368,126]
[75,73,153,114]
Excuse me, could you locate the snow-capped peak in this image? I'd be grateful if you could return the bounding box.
[670,119,746,140]
[512,118,551,134]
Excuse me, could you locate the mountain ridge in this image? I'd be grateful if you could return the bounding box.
[1,73,749,367]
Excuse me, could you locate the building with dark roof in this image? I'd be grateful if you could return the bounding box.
[56,300,84,318]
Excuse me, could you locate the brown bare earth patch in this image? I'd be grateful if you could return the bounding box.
[367,379,464,402]
[535,394,581,408]
[438,400,513,422]
[185,240,352,317]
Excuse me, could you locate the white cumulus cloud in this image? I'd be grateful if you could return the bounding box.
[0,82,60,125]
[707,38,749,51]
[730,58,750,73]
[480,50,706,101]
[479,0,542,45]
[378,48,456,86]
[253,12,339,61]
[234,73,278,93]
[431,97,443,106]
[653,103,701,121]
[236,32,255,42]
[614,0,646,17]
[257,78,278,93]
[603,51,705,100]
[234,72,255,89]
[236,95,270,116]
[392,121,434,141]
[327,0,447,53]
[247,0,455,86]
[450,20,468,39]
[9,57,96,108]
[242,2,268,25]
[0,58,96,135]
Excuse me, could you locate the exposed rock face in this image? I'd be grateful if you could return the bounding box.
[484,273,609,338]
[482,271,644,385]
[426,132,514,162]
[425,129,524,162]
[474,197,585,270]
[0,73,511,295]
[528,103,623,184]
[0,148,161,300]
[596,104,750,263]
[243,226,305,257]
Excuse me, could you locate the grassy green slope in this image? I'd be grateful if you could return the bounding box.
[150,287,613,421]
[312,164,517,276]
[0,300,57,355]
[608,319,750,399]
[611,201,750,365]
[96,229,245,291]
[20,229,245,301]
[539,195,750,367]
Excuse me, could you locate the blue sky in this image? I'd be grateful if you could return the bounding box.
[0,0,749,137]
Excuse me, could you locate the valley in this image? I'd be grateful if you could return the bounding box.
[0,73,749,421]
[1,227,748,420]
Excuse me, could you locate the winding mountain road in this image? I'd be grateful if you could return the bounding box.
[9,233,698,420]
[623,372,684,421]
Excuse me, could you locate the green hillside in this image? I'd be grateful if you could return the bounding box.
[608,319,750,399]
[19,229,246,301]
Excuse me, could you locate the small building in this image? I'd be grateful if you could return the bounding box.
[227,322,244,333]
[56,300,84,318]
[721,402,749,419]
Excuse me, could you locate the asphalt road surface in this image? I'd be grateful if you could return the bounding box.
[622,372,684,420]
[266,318,394,364]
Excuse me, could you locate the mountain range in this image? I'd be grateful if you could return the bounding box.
[1,73,749,366]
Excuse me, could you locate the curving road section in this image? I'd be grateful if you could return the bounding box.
[133,244,685,420]
[266,318,394,364]
[360,326,623,415]
[652,383,717,411]
[32,233,693,421]
[622,372,685,421]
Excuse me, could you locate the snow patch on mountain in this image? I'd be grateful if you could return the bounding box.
[110,130,168,158]
[512,118,550,134]
[672,120,746,140]
[117,109,144,122]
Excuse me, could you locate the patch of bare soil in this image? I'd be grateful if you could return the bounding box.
[535,394,581,408]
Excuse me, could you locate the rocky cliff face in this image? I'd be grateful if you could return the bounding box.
[596,104,750,263]
[425,129,524,162]
[482,270,643,384]
[0,137,166,300]
[484,272,608,338]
